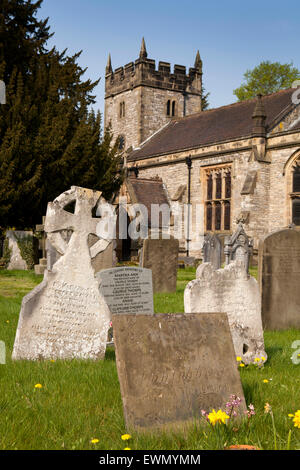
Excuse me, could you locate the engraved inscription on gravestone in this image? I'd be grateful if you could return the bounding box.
[97,267,154,315]
[12,186,112,360]
[113,313,246,430]
[259,228,300,330]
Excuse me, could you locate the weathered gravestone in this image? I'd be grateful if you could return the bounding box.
[6,230,38,270]
[224,223,253,273]
[97,267,153,315]
[140,238,179,293]
[12,186,112,360]
[184,261,267,364]
[202,233,222,269]
[34,217,47,275]
[113,312,247,430]
[259,228,300,330]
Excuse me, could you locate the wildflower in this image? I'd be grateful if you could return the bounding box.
[50,359,55,363]
[6,320,9,324]
[245,403,255,418]
[236,356,242,362]
[208,409,229,426]
[225,394,242,418]
[124,447,131,450]
[91,438,99,444]
[264,403,272,414]
[239,363,245,368]
[288,410,300,429]
[34,383,42,389]
[121,434,131,441]
[261,356,266,361]
[263,379,269,383]
[254,357,260,362]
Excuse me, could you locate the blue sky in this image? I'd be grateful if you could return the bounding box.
[38,0,300,115]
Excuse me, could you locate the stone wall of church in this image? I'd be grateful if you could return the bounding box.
[104,88,141,150]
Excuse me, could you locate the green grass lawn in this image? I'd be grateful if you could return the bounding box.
[0,268,299,450]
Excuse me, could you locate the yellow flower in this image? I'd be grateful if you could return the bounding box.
[263,379,269,383]
[50,359,55,363]
[124,447,131,450]
[261,356,266,361]
[236,356,242,361]
[6,320,9,324]
[254,358,260,362]
[290,410,300,429]
[208,409,229,426]
[121,434,131,441]
[34,383,42,389]
[91,438,99,444]
[239,363,245,368]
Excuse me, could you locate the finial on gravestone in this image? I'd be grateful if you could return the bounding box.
[139,37,147,60]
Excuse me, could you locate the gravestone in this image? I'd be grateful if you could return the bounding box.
[259,228,300,330]
[202,233,221,269]
[12,186,112,360]
[6,230,37,270]
[113,312,247,430]
[185,261,267,364]
[140,238,179,293]
[47,230,116,274]
[97,267,153,315]
[34,217,47,275]
[224,223,253,273]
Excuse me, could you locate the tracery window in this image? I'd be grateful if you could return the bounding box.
[291,159,300,226]
[204,166,232,232]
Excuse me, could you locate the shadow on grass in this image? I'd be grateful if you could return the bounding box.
[105,348,115,361]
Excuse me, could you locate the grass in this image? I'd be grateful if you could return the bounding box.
[0,268,299,450]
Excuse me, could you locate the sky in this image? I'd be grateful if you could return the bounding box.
[38,0,300,115]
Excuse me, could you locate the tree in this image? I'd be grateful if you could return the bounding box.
[233,61,300,101]
[0,0,123,228]
[201,85,210,110]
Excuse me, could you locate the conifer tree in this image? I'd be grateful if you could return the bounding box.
[0,0,123,228]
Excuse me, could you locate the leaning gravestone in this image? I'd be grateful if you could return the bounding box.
[12,186,112,360]
[97,267,153,315]
[140,238,179,293]
[184,261,267,364]
[259,228,300,330]
[113,312,247,430]
[202,233,221,269]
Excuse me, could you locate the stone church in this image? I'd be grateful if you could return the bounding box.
[104,39,300,260]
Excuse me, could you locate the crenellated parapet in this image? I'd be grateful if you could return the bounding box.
[105,46,202,99]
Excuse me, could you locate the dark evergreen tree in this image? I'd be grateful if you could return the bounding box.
[0,0,123,228]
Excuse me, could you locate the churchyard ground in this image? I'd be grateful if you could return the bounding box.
[0,268,299,450]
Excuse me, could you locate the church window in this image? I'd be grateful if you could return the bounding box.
[118,135,125,150]
[291,160,300,225]
[172,100,176,116]
[119,101,125,118]
[204,165,232,232]
[166,100,171,116]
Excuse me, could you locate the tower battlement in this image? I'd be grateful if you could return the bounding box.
[105,45,202,98]
[104,39,203,150]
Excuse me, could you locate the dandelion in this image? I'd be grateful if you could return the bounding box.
[121,434,131,441]
[207,409,229,426]
[239,363,245,368]
[124,447,131,450]
[236,356,242,362]
[254,357,260,362]
[263,379,269,383]
[6,320,9,324]
[34,383,42,389]
[90,438,99,444]
[288,410,300,429]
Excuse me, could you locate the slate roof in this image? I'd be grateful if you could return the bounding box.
[128,88,299,161]
[127,176,169,227]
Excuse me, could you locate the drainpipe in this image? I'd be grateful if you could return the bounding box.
[185,155,192,257]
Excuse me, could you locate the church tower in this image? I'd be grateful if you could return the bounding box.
[104,39,203,151]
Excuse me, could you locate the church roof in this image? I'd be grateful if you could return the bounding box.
[128,88,299,161]
[127,176,170,227]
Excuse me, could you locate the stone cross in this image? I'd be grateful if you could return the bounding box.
[12,186,112,360]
